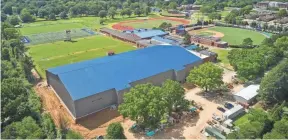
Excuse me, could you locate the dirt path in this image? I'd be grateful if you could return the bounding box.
[112,17,190,30]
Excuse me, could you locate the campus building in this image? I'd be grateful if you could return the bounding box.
[46,45,203,120]
[190,35,228,48]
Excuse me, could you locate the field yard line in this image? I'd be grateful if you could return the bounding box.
[38,45,119,61]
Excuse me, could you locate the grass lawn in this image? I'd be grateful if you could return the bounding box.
[210,48,230,66]
[20,15,159,35]
[234,114,250,127]
[191,12,209,24]
[122,19,183,29]
[209,27,266,45]
[28,36,135,78]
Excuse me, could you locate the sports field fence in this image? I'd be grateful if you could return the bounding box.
[24,28,98,45]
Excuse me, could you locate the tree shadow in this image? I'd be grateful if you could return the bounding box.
[131,114,200,139]
[196,91,235,105]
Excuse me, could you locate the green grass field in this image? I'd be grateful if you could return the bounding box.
[20,15,161,35]
[122,19,183,29]
[209,27,266,45]
[210,48,230,65]
[28,36,135,78]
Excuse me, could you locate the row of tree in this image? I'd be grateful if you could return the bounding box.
[2,0,157,24]
[1,22,83,139]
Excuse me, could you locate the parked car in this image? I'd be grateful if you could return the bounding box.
[217,106,226,112]
[212,113,221,121]
[224,102,234,109]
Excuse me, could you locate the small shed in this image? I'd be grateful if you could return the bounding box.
[223,105,245,120]
[233,85,260,104]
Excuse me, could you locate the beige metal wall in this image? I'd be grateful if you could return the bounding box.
[46,71,76,117]
[74,89,118,118]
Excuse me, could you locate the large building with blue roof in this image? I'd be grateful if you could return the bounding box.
[46,45,202,120]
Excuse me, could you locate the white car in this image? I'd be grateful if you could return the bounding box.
[212,113,221,121]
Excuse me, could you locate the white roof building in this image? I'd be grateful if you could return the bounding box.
[233,85,260,104]
[223,105,245,120]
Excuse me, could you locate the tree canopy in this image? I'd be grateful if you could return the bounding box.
[187,62,224,91]
[106,123,126,139]
[259,60,288,105]
[118,79,189,129]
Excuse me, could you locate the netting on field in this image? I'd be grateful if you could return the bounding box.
[24,28,98,45]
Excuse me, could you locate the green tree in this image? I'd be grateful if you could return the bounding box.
[59,11,68,19]
[2,117,45,139]
[98,10,107,18]
[1,78,32,123]
[3,2,13,15]
[38,8,48,18]
[187,62,224,91]
[99,18,105,25]
[250,21,257,29]
[108,7,117,19]
[270,101,286,122]
[227,121,264,139]
[168,2,178,9]
[1,48,10,61]
[20,8,35,23]
[8,15,20,26]
[1,13,8,22]
[47,13,56,20]
[274,36,288,51]
[106,123,126,139]
[134,8,142,17]
[144,6,151,16]
[183,33,191,45]
[259,60,288,104]
[242,37,253,47]
[120,9,126,17]
[65,130,83,139]
[41,113,57,139]
[162,80,187,114]
[278,9,287,19]
[118,83,167,128]
[125,8,132,17]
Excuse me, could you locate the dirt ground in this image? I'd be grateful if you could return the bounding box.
[35,67,243,139]
[188,28,225,38]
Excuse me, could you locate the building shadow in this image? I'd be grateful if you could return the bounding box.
[132,113,200,139]
[76,108,121,130]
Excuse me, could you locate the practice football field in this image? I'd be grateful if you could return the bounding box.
[209,27,266,45]
[28,36,136,78]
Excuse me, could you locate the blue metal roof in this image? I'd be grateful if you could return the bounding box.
[186,45,199,50]
[133,30,168,39]
[47,45,202,101]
